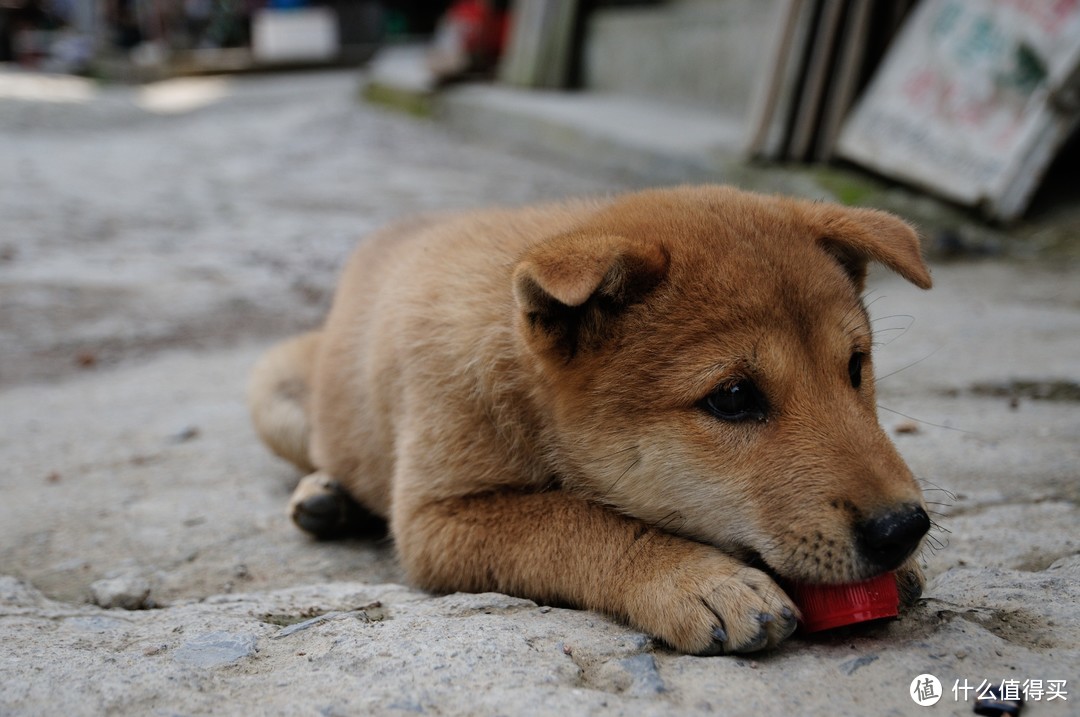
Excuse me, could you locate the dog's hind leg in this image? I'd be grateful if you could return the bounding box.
[250,332,386,539]
[248,331,321,474]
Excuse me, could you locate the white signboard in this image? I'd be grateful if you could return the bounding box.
[838,0,1080,221]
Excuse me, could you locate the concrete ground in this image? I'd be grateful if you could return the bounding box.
[1,69,1077,716]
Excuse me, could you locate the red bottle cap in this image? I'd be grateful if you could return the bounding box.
[790,572,899,633]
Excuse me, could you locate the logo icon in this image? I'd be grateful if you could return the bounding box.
[911,673,943,706]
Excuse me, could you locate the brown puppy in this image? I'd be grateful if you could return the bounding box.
[248,185,933,655]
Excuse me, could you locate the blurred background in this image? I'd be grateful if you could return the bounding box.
[2,0,1078,226]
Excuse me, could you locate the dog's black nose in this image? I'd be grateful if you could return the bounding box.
[856,504,930,571]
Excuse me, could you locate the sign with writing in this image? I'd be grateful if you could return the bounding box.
[837,0,1080,221]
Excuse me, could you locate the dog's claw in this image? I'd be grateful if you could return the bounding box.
[731,623,771,653]
[722,611,798,654]
[777,607,799,640]
[696,624,731,656]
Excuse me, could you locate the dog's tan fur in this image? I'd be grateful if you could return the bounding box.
[249,185,932,654]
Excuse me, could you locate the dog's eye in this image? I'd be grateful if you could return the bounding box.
[701,380,767,422]
[848,351,865,389]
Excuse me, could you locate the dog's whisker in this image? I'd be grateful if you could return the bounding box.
[872,325,916,348]
[876,404,972,434]
[841,304,874,345]
[862,294,885,311]
[600,455,641,502]
[871,321,916,344]
[874,347,942,382]
[840,304,868,335]
[655,510,686,535]
[924,524,950,539]
[918,485,958,497]
[928,519,952,535]
[871,318,915,344]
[916,479,958,498]
[871,312,915,322]
[924,534,949,554]
[617,511,685,571]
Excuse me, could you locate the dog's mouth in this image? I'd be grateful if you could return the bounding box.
[739,545,864,588]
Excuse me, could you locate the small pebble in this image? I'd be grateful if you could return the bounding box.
[169,426,200,443]
[172,631,257,668]
[90,576,152,610]
[894,421,920,435]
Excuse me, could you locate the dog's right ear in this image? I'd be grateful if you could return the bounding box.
[513,233,669,359]
[809,205,932,292]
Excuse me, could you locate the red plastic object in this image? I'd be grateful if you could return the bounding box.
[791,572,899,632]
[446,0,509,58]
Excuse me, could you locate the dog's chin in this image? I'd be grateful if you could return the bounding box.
[741,546,884,588]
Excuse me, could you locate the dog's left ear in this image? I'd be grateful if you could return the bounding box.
[513,232,669,358]
[811,206,932,291]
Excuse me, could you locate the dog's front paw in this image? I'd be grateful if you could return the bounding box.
[626,544,799,655]
[895,557,925,608]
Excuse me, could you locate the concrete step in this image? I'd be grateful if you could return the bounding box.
[583,0,780,118]
[437,84,747,183]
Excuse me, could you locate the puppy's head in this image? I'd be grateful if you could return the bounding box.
[513,186,932,585]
